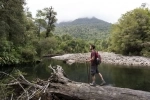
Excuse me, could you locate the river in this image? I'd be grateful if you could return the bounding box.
[0,58,150,92]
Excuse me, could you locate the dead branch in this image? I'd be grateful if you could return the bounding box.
[0,71,29,100]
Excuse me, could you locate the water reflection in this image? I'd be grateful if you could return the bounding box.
[1,58,150,92]
[101,64,150,92]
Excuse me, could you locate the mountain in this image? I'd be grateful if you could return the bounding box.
[56,17,111,26]
[54,17,112,40]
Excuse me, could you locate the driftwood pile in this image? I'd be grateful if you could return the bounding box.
[1,65,150,100]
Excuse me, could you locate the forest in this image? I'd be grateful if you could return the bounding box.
[0,0,150,66]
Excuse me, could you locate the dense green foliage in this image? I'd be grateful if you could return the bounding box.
[36,33,89,56]
[54,17,111,52]
[0,0,54,65]
[0,0,36,65]
[0,0,90,65]
[1,1,150,66]
[109,8,150,57]
[55,17,111,40]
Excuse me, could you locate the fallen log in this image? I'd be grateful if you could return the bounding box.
[2,65,150,100]
[46,65,150,100]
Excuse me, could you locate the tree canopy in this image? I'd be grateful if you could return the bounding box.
[109,8,150,57]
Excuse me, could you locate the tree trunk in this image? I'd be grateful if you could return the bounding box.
[45,65,150,100]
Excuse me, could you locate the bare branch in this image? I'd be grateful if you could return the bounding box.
[48,64,56,73]
[0,71,29,99]
[10,93,13,100]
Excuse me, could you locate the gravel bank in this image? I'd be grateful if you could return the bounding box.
[51,52,150,68]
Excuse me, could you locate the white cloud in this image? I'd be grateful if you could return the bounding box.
[25,0,150,23]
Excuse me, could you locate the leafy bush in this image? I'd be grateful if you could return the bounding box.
[21,47,37,62]
[141,48,150,57]
[37,37,58,56]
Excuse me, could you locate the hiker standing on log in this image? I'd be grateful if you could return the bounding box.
[86,44,106,86]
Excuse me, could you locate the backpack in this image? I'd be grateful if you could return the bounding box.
[95,52,101,65]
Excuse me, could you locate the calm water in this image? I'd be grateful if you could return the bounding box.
[1,58,150,92]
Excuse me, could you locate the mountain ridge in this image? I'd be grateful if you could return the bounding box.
[54,17,112,40]
[56,17,111,26]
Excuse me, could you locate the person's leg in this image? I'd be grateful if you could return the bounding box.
[96,66,106,85]
[98,73,106,85]
[98,73,105,82]
[91,74,95,83]
[90,74,96,86]
[90,66,96,86]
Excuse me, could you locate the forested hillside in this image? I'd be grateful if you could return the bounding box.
[54,17,111,40]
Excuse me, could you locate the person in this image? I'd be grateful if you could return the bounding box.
[86,44,106,86]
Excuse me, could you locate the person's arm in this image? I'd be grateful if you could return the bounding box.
[87,57,94,62]
[86,52,95,62]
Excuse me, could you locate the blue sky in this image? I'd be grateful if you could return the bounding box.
[26,0,150,23]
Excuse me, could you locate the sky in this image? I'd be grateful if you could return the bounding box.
[26,0,150,23]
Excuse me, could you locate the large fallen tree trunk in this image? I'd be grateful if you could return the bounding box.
[2,65,150,100]
[45,65,150,100]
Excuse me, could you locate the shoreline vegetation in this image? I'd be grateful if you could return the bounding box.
[52,51,150,68]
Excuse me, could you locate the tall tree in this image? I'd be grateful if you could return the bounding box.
[24,8,37,42]
[35,10,47,39]
[43,6,57,37]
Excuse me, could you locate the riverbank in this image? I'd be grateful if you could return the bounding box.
[51,51,150,68]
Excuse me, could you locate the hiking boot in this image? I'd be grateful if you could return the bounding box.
[90,82,96,86]
[100,81,106,86]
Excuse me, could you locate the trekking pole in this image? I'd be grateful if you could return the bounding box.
[88,63,90,84]
[85,61,90,83]
[85,62,88,83]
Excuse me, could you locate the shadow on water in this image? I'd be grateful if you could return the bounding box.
[1,58,150,92]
